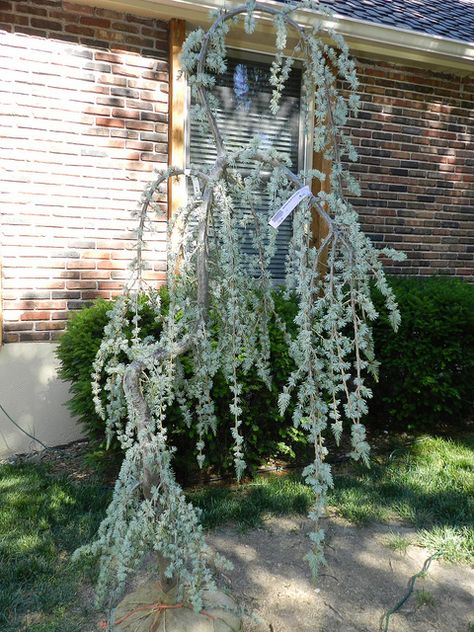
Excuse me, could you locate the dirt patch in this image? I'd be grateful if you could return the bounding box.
[208,516,474,632]
[4,441,472,630]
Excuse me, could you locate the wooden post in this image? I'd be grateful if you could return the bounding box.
[168,18,187,218]
[311,151,332,274]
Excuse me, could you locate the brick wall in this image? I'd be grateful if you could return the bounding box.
[1,3,472,345]
[0,0,169,342]
[346,58,474,279]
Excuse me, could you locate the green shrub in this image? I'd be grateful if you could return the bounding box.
[57,277,474,474]
[369,277,474,429]
[56,289,305,476]
[56,299,111,444]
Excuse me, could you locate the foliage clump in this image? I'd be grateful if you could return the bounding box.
[57,278,474,460]
[56,289,304,474]
[370,277,474,429]
[73,0,405,612]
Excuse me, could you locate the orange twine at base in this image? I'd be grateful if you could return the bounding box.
[102,600,220,632]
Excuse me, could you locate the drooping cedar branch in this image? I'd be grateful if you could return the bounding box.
[121,0,353,479]
[78,0,404,612]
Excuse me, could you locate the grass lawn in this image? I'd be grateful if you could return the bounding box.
[327,434,474,563]
[0,433,472,631]
[0,466,110,632]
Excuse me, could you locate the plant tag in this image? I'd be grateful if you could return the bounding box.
[191,176,201,196]
[268,185,311,228]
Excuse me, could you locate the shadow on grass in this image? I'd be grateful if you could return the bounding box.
[192,434,473,562]
[0,433,472,630]
[329,435,473,527]
[189,475,313,530]
[0,463,110,632]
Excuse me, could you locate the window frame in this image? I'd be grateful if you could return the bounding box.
[167,20,329,256]
[184,47,313,179]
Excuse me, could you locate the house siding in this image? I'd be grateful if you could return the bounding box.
[0,0,170,343]
[0,3,473,346]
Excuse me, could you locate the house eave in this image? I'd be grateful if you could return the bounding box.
[68,0,474,74]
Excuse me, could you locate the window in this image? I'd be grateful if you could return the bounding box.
[187,54,303,281]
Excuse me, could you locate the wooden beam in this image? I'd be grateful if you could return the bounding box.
[168,18,187,218]
[311,151,332,273]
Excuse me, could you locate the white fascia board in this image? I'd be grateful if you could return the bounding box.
[72,0,474,73]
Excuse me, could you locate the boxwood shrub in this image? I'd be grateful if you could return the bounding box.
[369,276,474,429]
[57,277,473,473]
[56,288,305,476]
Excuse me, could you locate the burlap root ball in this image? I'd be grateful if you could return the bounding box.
[111,581,242,632]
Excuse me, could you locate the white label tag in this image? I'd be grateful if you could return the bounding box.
[191,176,201,197]
[268,185,311,229]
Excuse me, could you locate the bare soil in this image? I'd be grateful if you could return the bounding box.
[208,515,474,632]
[6,441,472,631]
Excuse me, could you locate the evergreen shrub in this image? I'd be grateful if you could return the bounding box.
[57,277,473,471]
[369,276,474,429]
[56,288,305,475]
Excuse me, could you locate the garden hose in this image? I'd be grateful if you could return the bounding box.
[0,401,49,451]
[379,550,445,632]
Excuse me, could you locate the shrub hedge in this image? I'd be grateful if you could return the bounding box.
[369,276,474,429]
[57,277,473,472]
[56,288,305,476]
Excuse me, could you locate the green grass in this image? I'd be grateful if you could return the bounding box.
[415,589,435,608]
[383,531,413,555]
[327,434,474,563]
[0,433,472,630]
[0,463,110,632]
[190,436,473,564]
[189,475,313,530]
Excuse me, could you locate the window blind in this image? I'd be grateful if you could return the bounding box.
[189,57,302,281]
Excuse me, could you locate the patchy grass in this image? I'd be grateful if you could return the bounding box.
[190,434,473,563]
[189,434,473,562]
[415,589,436,608]
[189,475,312,530]
[417,525,474,564]
[0,463,110,632]
[1,433,472,629]
[383,531,413,555]
[328,435,474,563]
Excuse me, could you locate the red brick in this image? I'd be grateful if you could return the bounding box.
[112,107,140,120]
[66,280,97,289]
[81,250,111,259]
[3,3,473,347]
[0,12,28,25]
[44,281,66,289]
[98,281,123,289]
[80,16,111,29]
[82,290,111,300]
[79,270,111,279]
[62,2,94,14]
[4,333,19,343]
[65,23,97,36]
[20,311,51,321]
[5,322,33,332]
[111,21,140,34]
[30,18,62,30]
[15,3,45,15]
[97,260,126,270]
[19,332,51,342]
[96,117,125,128]
[36,321,65,331]
[66,260,96,270]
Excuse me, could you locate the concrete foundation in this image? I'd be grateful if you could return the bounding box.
[0,342,84,458]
